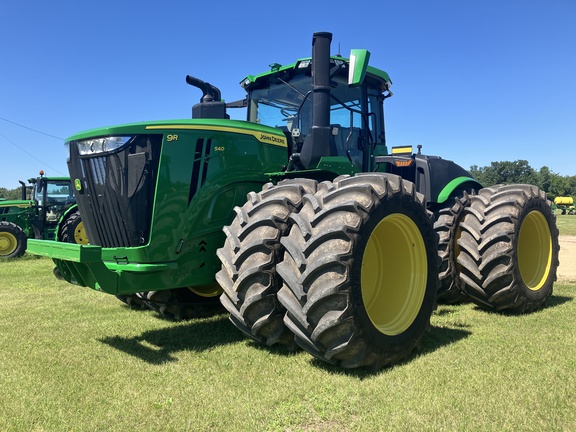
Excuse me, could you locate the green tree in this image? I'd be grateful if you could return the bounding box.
[470,161,575,199]
[549,175,569,198]
[0,187,22,200]
[567,176,576,197]
[537,166,553,193]
[469,160,537,186]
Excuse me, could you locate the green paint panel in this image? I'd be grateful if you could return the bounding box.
[349,49,370,85]
[437,176,481,203]
[30,120,291,295]
[241,55,391,88]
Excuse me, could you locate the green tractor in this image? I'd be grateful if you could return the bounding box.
[0,172,88,258]
[28,32,559,369]
[554,196,575,215]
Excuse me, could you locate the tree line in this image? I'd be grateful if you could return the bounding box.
[1,159,574,201]
[0,185,68,200]
[0,186,25,200]
[469,160,576,200]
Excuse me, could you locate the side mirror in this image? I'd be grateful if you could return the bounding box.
[348,49,370,86]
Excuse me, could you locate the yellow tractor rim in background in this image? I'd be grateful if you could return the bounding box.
[361,214,428,336]
[518,211,553,291]
[74,221,89,245]
[0,231,18,256]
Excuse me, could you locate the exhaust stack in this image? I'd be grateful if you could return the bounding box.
[299,31,335,168]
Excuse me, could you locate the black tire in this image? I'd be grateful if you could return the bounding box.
[116,293,149,310]
[0,221,27,258]
[434,192,472,304]
[142,287,225,320]
[277,173,440,370]
[53,266,64,280]
[457,184,560,313]
[216,179,318,347]
[59,210,89,244]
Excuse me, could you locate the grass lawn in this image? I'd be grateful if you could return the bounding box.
[556,213,576,236]
[0,215,574,431]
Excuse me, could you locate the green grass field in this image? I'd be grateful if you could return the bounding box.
[0,217,575,431]
[556,213,576,236]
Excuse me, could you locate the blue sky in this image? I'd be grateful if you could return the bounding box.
[1,0,575,189]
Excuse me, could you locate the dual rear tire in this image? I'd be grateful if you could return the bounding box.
[457,184,559,312]
[434,194,470,304]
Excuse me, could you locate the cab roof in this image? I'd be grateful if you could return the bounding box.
[240,55,391,91]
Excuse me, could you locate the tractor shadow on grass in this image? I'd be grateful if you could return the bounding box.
[313,295,574,378]
[547,294,573,308]
[99,313,245,365]
[467,294,572,315]
[99,296,573,373]
[309,324,472,379]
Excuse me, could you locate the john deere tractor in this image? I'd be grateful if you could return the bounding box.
[28,32,559,370]
[0,172,87,258]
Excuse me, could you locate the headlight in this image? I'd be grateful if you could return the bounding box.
[297,60,311,69]
[76,136,132,155]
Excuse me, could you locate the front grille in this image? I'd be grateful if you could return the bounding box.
[68,134,162,248]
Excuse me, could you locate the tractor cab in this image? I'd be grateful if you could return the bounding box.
[28,173,76,239]
[239,58,481,205]
[0,172,80,258]
[238,42,392,173]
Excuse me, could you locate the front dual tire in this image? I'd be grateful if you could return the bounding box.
[277,174,439,369]
[218,173,439,369]
[216,179,318,347]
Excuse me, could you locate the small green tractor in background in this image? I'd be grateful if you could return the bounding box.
[0,172,87,258]
[28,32,559,370]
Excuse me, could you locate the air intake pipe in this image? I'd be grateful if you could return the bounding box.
[186,75,228,119]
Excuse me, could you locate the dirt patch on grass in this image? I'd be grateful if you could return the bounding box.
[558,236,576,282]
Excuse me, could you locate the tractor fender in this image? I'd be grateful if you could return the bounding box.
[436,176,483,204]
[415,155,482,204]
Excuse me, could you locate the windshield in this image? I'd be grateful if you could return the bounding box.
[248,75,383,170]
[35,181,73,203]
[35,180,74,223]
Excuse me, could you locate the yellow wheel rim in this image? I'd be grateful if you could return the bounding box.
[361,214,428,336]
[518,211,552,291]
[0,231,18,256]
[74,221,89,245]
[188,283,223,298]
